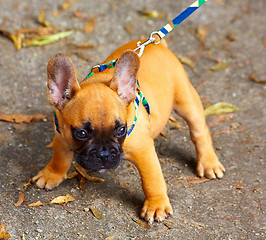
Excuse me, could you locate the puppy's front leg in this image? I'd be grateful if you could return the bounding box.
[33,135,73,190]
[127,138,173,223]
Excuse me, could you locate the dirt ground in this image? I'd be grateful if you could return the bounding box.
[0,0,265,239]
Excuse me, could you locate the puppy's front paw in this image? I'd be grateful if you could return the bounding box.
[197,153,225,179]
[32,166,66,190]
[140,196,173,224]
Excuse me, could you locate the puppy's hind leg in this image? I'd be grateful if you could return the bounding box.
[172,69,225,179]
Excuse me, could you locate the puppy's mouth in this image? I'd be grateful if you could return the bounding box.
[74,144,123,172]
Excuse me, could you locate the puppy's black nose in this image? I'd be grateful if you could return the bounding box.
[98,150,109,162]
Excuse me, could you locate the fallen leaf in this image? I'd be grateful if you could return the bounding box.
[168,115,181,129]
[204,102,241,116]
[50,194,75,205]
[14,178,32,207]
[187,177,209,184]
[160,130,167,138]
[132,218,151,229]
[250,73,266,84]
[226,33,237,42]
[52,0,73,16]
[37,9,55,29]
[0,231,11,239]
[19,27,55,36]
[195,25,208,47]
[0,114,47,123]
[90,208,102,220]
[138,10,165,19]
[164,222,172,229]
[14,190,25,207]
[211,62,228,71]
[22,30,74,47]
[0,29,22,49]
[46,141,53,148]
[67,171,78,179]
[73,162,105,183]
[28,200,43,207]
[84,18,96,34]
[66,40,94,49]
[234,184,244,190]
[178,56,197,72]
[0,220,11,239]
[124,25,134,34]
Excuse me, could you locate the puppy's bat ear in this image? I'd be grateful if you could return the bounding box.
[110,50,140,105]
[47,53,80,110]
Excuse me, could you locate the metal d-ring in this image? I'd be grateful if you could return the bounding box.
[149,31,162,45]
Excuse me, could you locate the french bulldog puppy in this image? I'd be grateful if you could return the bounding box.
[33,38,225,223]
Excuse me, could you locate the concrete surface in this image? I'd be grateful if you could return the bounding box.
[0,0,265,239]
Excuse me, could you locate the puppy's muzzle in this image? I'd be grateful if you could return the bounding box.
[75,142,123,172]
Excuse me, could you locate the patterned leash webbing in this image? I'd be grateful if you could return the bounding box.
[157,0,207,38]
[82,0,208,136]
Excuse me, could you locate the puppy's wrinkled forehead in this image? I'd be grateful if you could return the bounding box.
[63,83,127,130]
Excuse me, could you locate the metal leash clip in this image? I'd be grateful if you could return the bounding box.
[134,31,162,57]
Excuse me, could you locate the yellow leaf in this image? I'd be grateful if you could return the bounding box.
[0,29,22,49]
[73,162,104,182]
[0,231,11,239]
[50,194,75,204]
[67,171,78,179]
[211,62,228,71]
[195,25,208,47]
[179,56,197,72]
[132,218,151,229]
[90,208,102,220]
[204,102,240,116]
[0,220,11,239]
[38,9,54,29]
[138,10,165,19]
[28,201,43,207]
[22,30,74,47]
[84,19,96,34]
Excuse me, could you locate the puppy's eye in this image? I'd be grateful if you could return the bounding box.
[74,129,89,140]
[115,125,127,138]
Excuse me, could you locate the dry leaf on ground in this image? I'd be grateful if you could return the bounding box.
[0,220,11,239]
[204,102,240,116]
[90,208,102,220]
[50,194,75,205]
[28,201,43,207]
[14,178,31,207]
[187,177,209,184]
[168,115,181,129]
[178,56,197,73]
[195,25,208,47]
[0,114,47,123]
[84,18,96,34]
[73,162,105,183]
[67,172,78,179]
[132,218,151,229]
[23,30,74,47]
[138,10,165,19]
[211,62,228,71]
[14,190,25,207]
[37,9,56,30]
[250,73,266,84]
